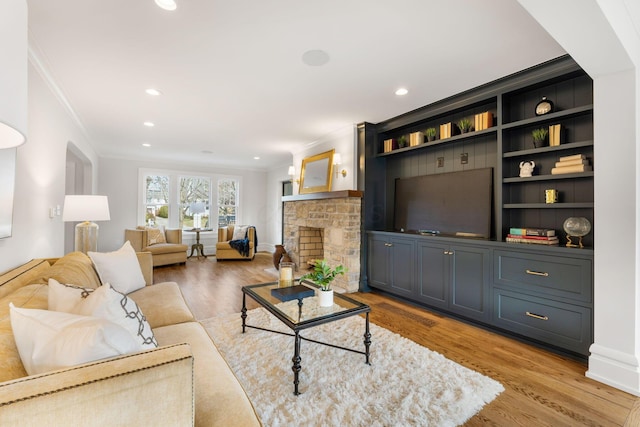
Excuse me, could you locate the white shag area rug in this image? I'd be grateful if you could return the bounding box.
[200,307,504,427]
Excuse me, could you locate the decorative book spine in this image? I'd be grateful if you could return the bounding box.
[548,124,561,146]
[409,132,424,147]
[509,228,556,237]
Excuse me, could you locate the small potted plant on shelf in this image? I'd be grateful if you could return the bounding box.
[424,127,437,142]
[531,128,549,148]
[300,259,346,307]
[457,118,473,134]
[397,135,408,148]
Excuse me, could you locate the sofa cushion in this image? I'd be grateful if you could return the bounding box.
[154,322,261,427]
[128,282,194,329]
[47,252,102,289]
[88,241,146,294]
[49,279,157,349]
[9,304,142,376]
[146,226,166,246]
[0,284,48,382]
[143,243,189,255]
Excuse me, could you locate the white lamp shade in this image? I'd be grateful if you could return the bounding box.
[63,195,111,222]
[333,153,342,165]
[0,0,28,148]
[288,165,296,176]
[190,201,206,214]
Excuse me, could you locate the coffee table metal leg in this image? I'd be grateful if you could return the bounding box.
[364,312,371,365]
[292,330,302,395]
[241,294,247,333]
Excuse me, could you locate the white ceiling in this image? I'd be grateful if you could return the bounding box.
[26,0,566,170]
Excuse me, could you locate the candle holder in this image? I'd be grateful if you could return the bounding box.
[279,262,295,287]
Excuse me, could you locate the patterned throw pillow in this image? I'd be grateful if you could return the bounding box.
[232,225,248,241]
[146,227,166,246]
[48,279,157,349]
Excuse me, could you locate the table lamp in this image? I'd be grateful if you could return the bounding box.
[190,201,206,229]
[63,195,111,253]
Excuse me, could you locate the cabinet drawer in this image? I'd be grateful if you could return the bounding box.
[494,250,592,303]
[493,289,592,355]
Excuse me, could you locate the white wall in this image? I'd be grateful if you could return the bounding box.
[0,60,99,272]
[98,157,269,253]
[518,0,640,395]
[291,125,357,195]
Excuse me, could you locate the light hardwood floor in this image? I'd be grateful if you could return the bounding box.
[155,253,638,426]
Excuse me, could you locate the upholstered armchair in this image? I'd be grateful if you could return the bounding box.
[216,225,256,260]
[125,227,188,267]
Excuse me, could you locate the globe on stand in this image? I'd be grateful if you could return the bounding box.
[563,217,591,248]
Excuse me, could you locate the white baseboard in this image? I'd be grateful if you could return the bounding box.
[587,343,640,396]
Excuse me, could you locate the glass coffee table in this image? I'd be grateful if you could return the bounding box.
[241,280,371,395]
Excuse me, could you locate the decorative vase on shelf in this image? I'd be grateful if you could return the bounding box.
[318,289,334,307]
[563,217,591,248]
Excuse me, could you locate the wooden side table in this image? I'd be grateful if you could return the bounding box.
[186,228,212,259]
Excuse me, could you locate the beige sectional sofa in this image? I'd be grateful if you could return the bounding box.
[0,252,261,426]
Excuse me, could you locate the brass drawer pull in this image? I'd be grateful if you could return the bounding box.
[526,311,549,321]
[526,269,549,277]
[384,243,393,247]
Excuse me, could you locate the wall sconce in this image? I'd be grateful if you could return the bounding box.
[333,153,347,178]
[288,165,299,184]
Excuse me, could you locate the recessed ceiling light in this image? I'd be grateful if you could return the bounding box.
[145,88,162,96]
[302,50,330,67]
[144,121,155,127]
[254,156,260,160]
[142,143,151,147]
[202,150,213,154]
[155,0,177,11]
[395,88,409,96]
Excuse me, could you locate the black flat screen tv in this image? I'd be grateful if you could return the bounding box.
[394,167,493,238]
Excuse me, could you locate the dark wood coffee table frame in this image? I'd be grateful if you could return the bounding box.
[241,280,371,395]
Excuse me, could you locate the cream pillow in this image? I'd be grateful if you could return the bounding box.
[9,304,142,376]
[232,225,248,240]
[48,278,94,312]
[88,241,146,294]
[145,226,166,246]
[48,279,157,349]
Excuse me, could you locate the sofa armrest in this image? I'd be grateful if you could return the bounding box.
[165,229,182,244]
[0,344,194,426]
[125,229,146,252]
[135,251,153,286]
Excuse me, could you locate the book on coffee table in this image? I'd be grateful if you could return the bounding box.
[271,285,315,302]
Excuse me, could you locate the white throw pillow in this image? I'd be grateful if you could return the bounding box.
[9,304,142,376]
[232,225,248,241]
[48,278,94,313]
[88,241,146,294]
[48,279,157,349]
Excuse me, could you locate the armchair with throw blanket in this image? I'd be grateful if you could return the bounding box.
[216,225,256,260]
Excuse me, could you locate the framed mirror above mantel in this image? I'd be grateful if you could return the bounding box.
[299,149,334,194]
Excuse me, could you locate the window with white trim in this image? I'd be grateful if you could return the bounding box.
[217,178,238,227]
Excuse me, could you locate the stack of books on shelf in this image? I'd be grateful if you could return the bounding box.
[551,154,592,175]
[474,111,493,131]
[439,122,453,139]
[506,228,559,245]
[548,124,562,146]
[409,131,424,147]
[383,139,393,153]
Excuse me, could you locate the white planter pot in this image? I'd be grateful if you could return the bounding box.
[318,289,334,307]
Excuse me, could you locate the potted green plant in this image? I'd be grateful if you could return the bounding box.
[531,128,548,148]
[300,259,346,307]
[424,127,437,142]
[397,135,408,148]
[457,118,473,133]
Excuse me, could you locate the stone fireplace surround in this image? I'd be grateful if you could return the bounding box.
[282,190,362,293]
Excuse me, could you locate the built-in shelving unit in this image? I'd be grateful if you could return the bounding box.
[358,55,595,357]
